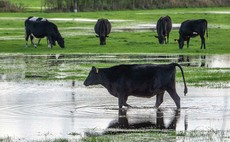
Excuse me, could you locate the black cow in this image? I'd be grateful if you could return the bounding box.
[84,63,188,109]
[25,16,48,46]
[176,19,208,49]
[94,18,112,45]
[25,17,64,48]
[155,16,172,44]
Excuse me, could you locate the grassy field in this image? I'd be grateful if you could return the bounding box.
[0,7,230,54]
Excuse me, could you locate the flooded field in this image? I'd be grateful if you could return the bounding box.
[0,54,230,141]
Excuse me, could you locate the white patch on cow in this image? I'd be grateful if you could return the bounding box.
[41,18,47,21]
[193,32,198,34]
[29,17,39,21]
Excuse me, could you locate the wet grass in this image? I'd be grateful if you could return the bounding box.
[179,67,230,88]
[0,7,229,54]
[1,129,229,142]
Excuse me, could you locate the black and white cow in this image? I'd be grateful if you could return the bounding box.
[25,16,48,47]
[84,63,188,109]
[175,19,208,49]
[155,16,172,44]
[25,16,64,48]
[94,18,112,45]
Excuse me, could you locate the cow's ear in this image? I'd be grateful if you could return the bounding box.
[154,35,158,38]
[92,66,99,73]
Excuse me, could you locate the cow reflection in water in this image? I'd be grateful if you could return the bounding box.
[106,109,180,133]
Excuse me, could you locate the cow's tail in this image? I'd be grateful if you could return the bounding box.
[173,63,188,96]
[205,20,208,38]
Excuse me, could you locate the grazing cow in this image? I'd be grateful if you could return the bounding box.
[155,16,172,44]
[25,17,64,48]
[25,16,48,46]
[84,63,188,109]
[94,18,112,45]
[175,19,208,49]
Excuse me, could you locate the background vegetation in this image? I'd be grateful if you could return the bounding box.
[2,0,230,12]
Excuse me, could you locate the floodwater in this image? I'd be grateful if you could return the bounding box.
[0,54,230,141]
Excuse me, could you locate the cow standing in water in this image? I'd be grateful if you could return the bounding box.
[175,19,208,49]
[94,18,111,45]
[155,16,172,44]
[25,17,64,48]
[25,16,48,47]
[84,63,188,109]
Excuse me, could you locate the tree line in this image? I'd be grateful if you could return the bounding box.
[42,0,230,12]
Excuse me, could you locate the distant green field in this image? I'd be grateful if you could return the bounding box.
[9,0,41,7]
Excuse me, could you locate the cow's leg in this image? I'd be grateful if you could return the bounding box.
[200,35,205,49]
[167,88,180,109]
[154,91,165,108]
[118,94,131,109]
[187,38,190,48]
[123,95,132,108]
[47,36,53,48]
[118,95,124,109]
[119,95,131,108]
[37,38,41,45]
[166,34,169,44]
[30,35,37,48]
[25,33,29,48]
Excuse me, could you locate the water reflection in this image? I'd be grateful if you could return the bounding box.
[104,109,180,134]
[178,55,206,67]
[0,54,230,80]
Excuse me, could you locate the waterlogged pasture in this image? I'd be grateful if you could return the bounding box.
[0,54,230,141]
[0,7,230,54]
[0,7,230,141]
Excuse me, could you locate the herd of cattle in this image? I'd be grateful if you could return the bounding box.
[24,16,209,109]
[24,16,208,49]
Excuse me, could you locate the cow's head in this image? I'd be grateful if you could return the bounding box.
[57,37,65,48]
[174,38,184,49]
[96,35,108,45]
[84,66,101,86]
[155,35,165,44]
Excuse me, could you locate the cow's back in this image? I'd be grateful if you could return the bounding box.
[110,64,176,93]
[156,16,172,35]
[94,19,111,36]
[180,19,207,35]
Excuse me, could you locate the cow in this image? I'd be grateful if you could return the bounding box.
[175,19,208,49]
[84,63,188,109]
[25,17,64,48]
[94,18,112,45]
[155,16,172,44]
[25,16,48,46]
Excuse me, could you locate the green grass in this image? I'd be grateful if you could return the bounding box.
[0,7,229,54]
[80,129,230,142]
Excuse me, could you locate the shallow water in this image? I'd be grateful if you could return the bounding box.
[0,81,230,140]
[0,54,230,141]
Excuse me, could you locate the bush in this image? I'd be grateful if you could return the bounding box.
[43,0,75,12]
[0,0,24,12]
